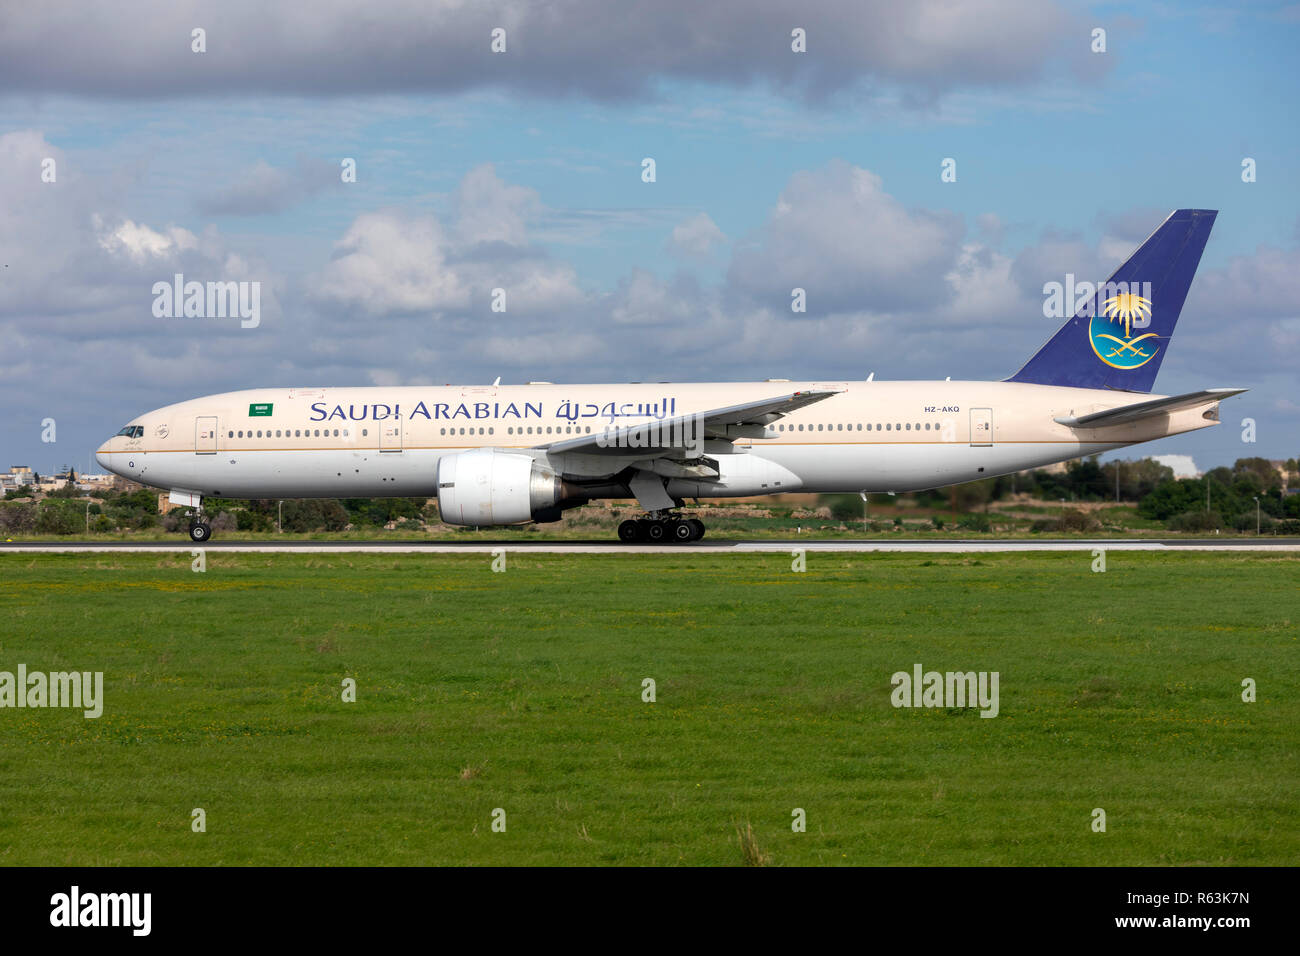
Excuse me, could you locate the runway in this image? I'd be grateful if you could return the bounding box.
[2,538,1297,554]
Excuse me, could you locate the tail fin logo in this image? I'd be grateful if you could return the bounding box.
[1090,292,1157,369]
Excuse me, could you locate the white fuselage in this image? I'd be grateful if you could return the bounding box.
[95,380,1219,505]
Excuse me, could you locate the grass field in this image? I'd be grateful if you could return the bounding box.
[0,551,1296,866]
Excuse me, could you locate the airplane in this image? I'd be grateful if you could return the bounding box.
[96,208,1243,544]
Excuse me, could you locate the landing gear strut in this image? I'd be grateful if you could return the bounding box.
[617,511,706,544]
[185,501,211,543]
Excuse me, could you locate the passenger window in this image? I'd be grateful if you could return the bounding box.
[886,424,891,431]
[227,431,234,438]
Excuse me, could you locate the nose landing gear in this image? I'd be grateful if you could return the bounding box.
[617,511,706,544]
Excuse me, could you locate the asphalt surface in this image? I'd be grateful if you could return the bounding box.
[2,538,1297,554]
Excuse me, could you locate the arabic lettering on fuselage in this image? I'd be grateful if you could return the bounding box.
[554,398,676,423]
[308,397,677,423]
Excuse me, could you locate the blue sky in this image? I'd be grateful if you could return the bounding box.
[2,0,1297,475]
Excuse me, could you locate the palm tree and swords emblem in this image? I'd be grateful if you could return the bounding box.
[1089,291,1157,369]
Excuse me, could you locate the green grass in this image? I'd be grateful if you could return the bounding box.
[0,552,1296,866]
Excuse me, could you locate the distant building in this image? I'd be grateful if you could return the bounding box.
[1,465,35,492]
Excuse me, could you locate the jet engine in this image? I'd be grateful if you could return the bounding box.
[435,449,582,525]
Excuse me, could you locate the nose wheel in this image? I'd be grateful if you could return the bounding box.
[617,512,705,544]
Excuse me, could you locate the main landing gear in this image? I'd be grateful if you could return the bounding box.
[185,502,211,543]
[617,512,706,544]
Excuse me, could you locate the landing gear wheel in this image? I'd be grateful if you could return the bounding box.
[188,522,211,543]
[672,520,696,543]
[688,519,705,541]
[646,520,668,543]
[618,519,643,543]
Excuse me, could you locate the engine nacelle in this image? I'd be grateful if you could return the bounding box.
[436,449,576,525]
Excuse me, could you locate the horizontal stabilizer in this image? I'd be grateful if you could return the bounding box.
[1053,387,1247,427]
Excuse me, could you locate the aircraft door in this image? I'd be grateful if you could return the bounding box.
[195,416,218,454]
[970,407,993,446]
[380,420,403,452]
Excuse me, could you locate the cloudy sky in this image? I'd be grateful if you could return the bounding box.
[2,0,1298,474]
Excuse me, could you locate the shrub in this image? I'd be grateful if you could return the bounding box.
[1166,510,1224,532]
[0,502,37,534]
[280,499,349,533]
[957,513,991,532]
[1059,509,1101,532]
[822,494,864,521]
[36,500,82,535]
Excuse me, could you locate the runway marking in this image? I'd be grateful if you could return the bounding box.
[2,540,1297,554]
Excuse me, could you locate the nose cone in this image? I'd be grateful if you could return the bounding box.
[95,440,113,472]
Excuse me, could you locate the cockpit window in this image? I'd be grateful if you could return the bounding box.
[116,425,144,438]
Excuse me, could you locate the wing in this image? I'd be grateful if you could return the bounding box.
[1053,387,1247,427]
[538,388,841,456]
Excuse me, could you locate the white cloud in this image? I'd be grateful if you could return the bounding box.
[96,218,198,262]
[0,1,1096,103]
[315,211,468,317]
[727,161,963,314]
[667,212,727,260]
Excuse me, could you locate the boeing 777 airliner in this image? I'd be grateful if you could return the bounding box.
[97,209,1242,543]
